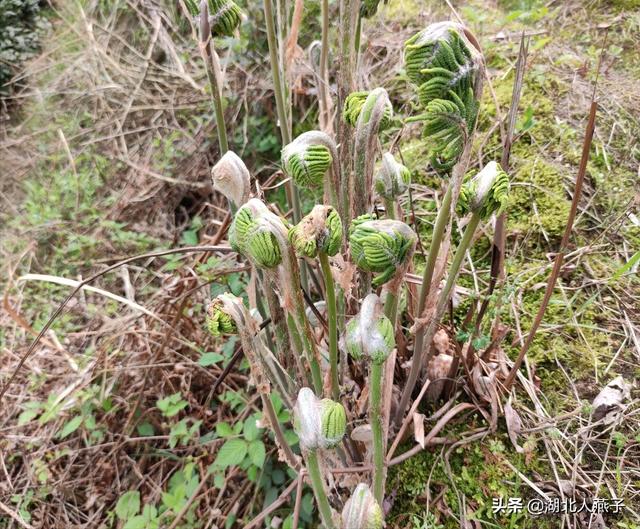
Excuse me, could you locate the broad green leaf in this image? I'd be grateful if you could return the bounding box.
[216,422,233,437]
[248,440,266,467]
[214,439,247,468]
[123,516,146,529]
[115,491,140,520]
[198,352,224,367]
[271,469,285,485]
[57,416,83,439]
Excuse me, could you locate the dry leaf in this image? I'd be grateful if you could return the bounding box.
[504,399,524,453]
[592,376,632,424]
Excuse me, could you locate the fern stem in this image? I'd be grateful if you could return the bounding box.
[320,252,340,400]
[370,361,385,504]
[305,450,336,529]
[263,0,302,223]
[393,184,452,426]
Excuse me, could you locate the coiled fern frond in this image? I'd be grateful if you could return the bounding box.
[349,216,417,287]
[343,89,393,130]
[345,294,395,364]
[289,205,343,258]
[457,161,510,219]
[206,298,238,336]
[404,22,474,88]
[342,483,384,529]
[229,201,282,268]
[208,0,242,37]
[374,152,411,200]
[184,0,242,37]
[294,387,346,450]
[282,133,333,188]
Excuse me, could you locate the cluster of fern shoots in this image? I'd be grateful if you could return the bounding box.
[192,1,511,526]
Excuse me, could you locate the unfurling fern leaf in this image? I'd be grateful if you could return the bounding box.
[207,0,242,37]
[409,90,477,171]
[343,90,393,129]
[457,161,510,219]
[404,23,475,89]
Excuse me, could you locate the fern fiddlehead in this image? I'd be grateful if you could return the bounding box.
[374,152,411,201]
[343,91,393,130]
[349,215,417,288]
[282,132,333,189]
[184,0,242,37]
[229,203,282,269]
[344,293,394,503]
[289,205,343,259]
[457,161,510,220]
[211,151,250,209]
[204,294,298,469]
[290,205,344,400]
[229,199,324,393]
[409,88,478,171]
[403,22,476,89]
[347,88,394,219]
[345,294,395,365]
[207,0,242,37]
[342,483,384,529]
[293,387,346,529]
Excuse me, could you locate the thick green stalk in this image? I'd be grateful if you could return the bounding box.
[202,48,229,155]
[287,313,319,391]
[395,210,481,426]
[393,184,453,427]
[320,252,339,400]
[306,450,336,529]
[383,291,399,327]
[354,12,362,56]
[384,197,396,220]
[370,362,385,504]
[263,0,302,223]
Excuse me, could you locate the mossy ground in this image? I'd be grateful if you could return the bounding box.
[386,0,640,527]
[2,0,639,528]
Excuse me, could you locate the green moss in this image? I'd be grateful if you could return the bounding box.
[507,157,571,240]
[388,431,555,529]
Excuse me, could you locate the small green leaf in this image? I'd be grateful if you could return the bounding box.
[18,409,40,425]
[57,416,83,439]
[243,416,261,441]
[248,440,266,467]
[157,393,188,418]
[137,422,154,437]
[182,229,199,246]
[271,469,285,485]
[198,352,224,367]
[115,490,140,521]
[216,422,233,437]
[214,439,248,468]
